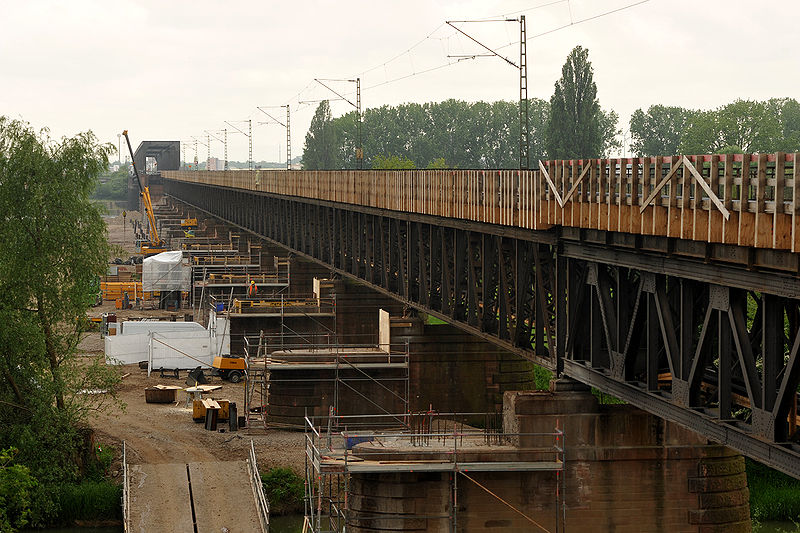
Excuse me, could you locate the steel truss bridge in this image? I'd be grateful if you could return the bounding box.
[163,152,800,477]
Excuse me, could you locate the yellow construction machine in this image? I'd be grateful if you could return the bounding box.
[122,130,166,256]
[211,355,246,383]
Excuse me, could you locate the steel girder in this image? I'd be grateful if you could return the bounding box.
[165,180,800,478]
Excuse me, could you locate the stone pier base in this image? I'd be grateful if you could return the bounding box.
[344,389,751,532]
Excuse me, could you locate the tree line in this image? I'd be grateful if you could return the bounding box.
[630,99,800,156]
[303,46,619,169]
[303,46,800,170]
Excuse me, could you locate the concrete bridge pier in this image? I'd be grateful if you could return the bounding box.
[345,387,751,532]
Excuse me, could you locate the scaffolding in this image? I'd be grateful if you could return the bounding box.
[303,413,566,533]
[242,333,410,430]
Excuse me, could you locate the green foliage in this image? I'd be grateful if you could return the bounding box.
[371,154,416,169]
[261,467,304,515]
[591,388,625,405]
[0,117,123,525]
[670,98,800,155]
[54,481,122,523]
[629,105,697,156]
[302,101,339,169]
[747,458,800,523]
[426,157,449,169]
[533,366,552,390]
[92,167,129,200]
[599,109,622,157]
[0,448,37,532]
[85,443,115,482]
[546,46,615,159]
[303,98,549,170]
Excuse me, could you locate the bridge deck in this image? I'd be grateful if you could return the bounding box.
[163,152,800,252]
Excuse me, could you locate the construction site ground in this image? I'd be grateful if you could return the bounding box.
[81,214,306,531]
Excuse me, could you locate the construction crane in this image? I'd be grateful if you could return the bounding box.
[122,130,166,256]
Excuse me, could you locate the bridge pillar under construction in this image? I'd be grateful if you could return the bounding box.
[343,387,750,533]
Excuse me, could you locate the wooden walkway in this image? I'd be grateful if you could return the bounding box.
[128,461,264,533]
[163,152,800,252]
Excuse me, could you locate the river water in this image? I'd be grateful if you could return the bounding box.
[25,517,794,532]
[23,515,305,533]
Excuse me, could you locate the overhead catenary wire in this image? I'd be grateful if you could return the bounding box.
[192,0,650,161]
[292,0,652,105]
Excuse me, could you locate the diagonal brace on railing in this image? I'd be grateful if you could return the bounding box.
[562,163,592,203]
[539,161,564,207]
[639,156,730,220]
[682,156,731,220]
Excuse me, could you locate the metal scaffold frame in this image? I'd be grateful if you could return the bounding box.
[242,332,410,430]
[303,413,566,533]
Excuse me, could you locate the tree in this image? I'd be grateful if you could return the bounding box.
[0,118,120,492]
[716,99,781,153]
[546,46,603,159]
[426,157,448,169]
[371,154,416,169]
[599,109,622,157]
[679,99,787,155]
[319,98,549,170]
[629,105,696,156]
[678,110,720,154]
[776,98,800,152]
[302,101,339,169]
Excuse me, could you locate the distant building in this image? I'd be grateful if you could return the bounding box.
[208,157,224,171]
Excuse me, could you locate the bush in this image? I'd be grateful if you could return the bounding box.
[0,448,37,532]
[533,365,552,390]
[85,443,115,481]
[261,468,304,515]
[748,459,800,522]
[56,481,122,523]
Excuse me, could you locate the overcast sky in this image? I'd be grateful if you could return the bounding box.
[1,0,797,164]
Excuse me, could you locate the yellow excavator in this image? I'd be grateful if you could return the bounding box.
[123,130,166,256]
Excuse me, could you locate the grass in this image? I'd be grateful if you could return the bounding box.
[55,481,122,523]
[261,468,304,516]
[748,459,800,523]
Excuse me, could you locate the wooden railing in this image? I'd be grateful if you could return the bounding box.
[163,152,800,252]
[539,153,800,251]
[164,168,540,230]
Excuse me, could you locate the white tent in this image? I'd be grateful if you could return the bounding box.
[142,251,190,292]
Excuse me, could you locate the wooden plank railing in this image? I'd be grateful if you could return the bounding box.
[538,153,799,251]
[163,152,800,252]
[163,169,541,231]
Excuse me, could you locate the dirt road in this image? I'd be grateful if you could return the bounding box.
[86,362,305,470]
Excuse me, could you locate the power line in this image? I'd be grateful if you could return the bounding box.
[496,0,651,50]
[193,0,651,161]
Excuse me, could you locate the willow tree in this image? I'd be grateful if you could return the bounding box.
[0,118,119,485]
